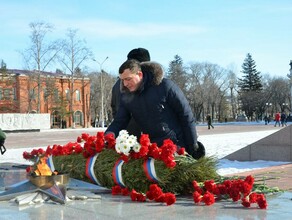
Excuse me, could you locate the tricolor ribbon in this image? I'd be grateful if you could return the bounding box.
[112,159,126,187]
[46,155,55,172]
[143,157,160,182]
[85,154,101,185]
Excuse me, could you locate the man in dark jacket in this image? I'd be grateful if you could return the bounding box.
[106,59,205,159]
[111,48,150,139]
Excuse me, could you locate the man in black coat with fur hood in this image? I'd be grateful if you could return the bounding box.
[106,59,205,159]
[110,48,150,140]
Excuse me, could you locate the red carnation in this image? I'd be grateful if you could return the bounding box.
[104,133,116,148]
[193,191,202,203]
[164,193,176,206]
[81,133,90,141]
[204,180,216,193]
[121,187,129,196]
[257,194,268,209]
[112,185,122,195]
[130,189,146,202]
[241,197,251,208]
[77,136,82,143]
[202,191,215,206]
[139,134,151,147]
[192,180,203,194]
[154,194,165,203]
[244,175,254,186]
[177,147,185,155]
[249,192,258,203]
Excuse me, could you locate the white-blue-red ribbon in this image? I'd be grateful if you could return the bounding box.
[112,159,126,187]
[85,154,101,185]
[143,157,160,182]
[46,156,55,172]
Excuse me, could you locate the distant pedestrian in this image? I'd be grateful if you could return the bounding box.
[274,112,281,127]
[264,115,269,125]
[280,112,287,127]
[206,114,214,129]
[0,128,6,155]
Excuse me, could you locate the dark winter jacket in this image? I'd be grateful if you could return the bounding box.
[0,128,6,146]
[111,79,121,119]
[106,62,198,155]
[0,128,6,141]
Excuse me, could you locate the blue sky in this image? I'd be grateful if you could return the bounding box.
[1,0,292,77]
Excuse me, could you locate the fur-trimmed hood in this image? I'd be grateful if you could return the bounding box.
[120,61,164,93]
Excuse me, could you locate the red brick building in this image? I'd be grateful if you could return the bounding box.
[0,69,91,128]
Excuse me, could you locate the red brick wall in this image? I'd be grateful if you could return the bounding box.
[0,73,91,128]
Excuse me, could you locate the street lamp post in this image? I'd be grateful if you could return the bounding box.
[288,60,292,116]
[93,56,109,128]
[265,103,272,116]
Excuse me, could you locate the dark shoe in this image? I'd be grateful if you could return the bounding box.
[191,141,205,160]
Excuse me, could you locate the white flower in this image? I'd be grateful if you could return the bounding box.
[132,143,141,153]
[120,139,132,156]
[116,136,127,146]
[115,130,140,155]
[115,144,122,154]
[119,130,129,137]
[128,135,138,145]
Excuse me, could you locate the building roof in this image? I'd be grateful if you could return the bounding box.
[1,69,90,80]
[4,69,65,77]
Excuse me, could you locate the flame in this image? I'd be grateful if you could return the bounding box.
[34,157,57,176]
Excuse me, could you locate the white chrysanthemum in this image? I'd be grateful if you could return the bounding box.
[115,144,122,154]
[128,135,138,146]
[115,130,140,155]
[119,130,129,137]
[132,143,141,153]
[116,134,128,146]
[120,139,132,156]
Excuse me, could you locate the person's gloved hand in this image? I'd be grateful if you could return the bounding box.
[191,141,205,160]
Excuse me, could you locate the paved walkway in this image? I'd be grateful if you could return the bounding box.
[4,122,284,149]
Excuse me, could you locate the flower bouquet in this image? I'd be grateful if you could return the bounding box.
[23,130,218,194]
[23,130,269,208]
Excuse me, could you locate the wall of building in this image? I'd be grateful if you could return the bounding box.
[0,113,50,131]
[0,70,91,128]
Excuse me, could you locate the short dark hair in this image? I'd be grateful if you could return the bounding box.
[127,48,150,62]
[119,59,141,74]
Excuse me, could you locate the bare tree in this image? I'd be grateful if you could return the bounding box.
[202,63,228,121]
[20,21,62,112]
[88,71,116,126]
[188,63,205,121]
[188,62,228,122]
[226,69,238,119]
[265,77,290,114]
[58,28,93,127]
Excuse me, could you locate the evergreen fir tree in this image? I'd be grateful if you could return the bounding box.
[238,53,264,120]
[166,55,187,93]
[238,53,262,92]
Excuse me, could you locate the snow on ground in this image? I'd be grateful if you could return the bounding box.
[1,129,290,176]
[198,130,290,175]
